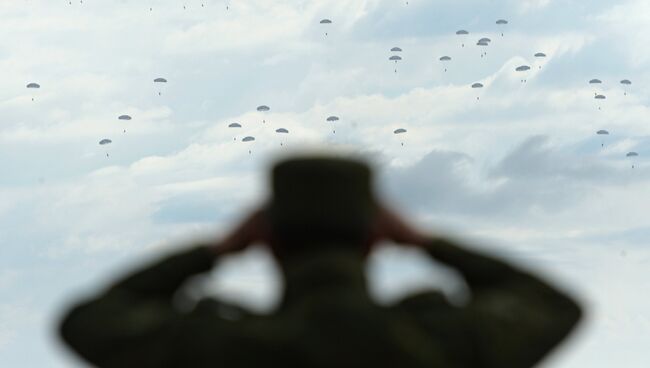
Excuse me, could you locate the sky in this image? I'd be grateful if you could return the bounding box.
[1,0,650,366]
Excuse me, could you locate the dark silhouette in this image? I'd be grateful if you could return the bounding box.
[59,156,582,368]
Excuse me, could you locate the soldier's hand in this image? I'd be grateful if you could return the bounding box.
[210,206,271,257]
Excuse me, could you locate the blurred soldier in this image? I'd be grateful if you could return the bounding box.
[59,156,582,368]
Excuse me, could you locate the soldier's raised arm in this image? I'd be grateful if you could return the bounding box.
[58,208,268,367]
[58,245,219,367]
[372,204,582,368]
[422,235,582,368]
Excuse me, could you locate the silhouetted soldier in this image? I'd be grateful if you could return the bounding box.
[59,156,582,368]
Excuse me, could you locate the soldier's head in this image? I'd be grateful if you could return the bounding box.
[265,155,378,261]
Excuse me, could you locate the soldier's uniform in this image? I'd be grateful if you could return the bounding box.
[59,157,581,368]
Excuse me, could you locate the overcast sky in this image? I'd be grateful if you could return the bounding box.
[1,0,650,366]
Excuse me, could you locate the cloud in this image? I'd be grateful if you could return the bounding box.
[1,1,650,367]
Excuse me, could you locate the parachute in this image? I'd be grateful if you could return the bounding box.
[472,83,483,100]
[320,19,332,36]
[456,30,469,47]
[627,151,639,168]
[394,128,407,146]
[228,122,242,141]
[326,116,339,133]
[534,53,547,69]
[118,115,132,120]
[477,38,490,59]
[477,40,489,58]
[389,55,402,73]
[496,19,508,36]
[516,65,531,83]
[440,56,452,72]
[26,82,41,101]
[256,105,270,123]
[99,138,112,158]
[390,47,402,52]
[621,79,632,95]
[597,130,610,147]
[594,94,606,111]
[589,79,602,84]
[242,136,255,154]
[154,78,167,96]
[276,128,289,146]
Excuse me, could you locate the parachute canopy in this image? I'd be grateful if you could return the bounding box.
[620,79,632,85]
[326,116,339,122]
[595,94,606,100]
[596,130,609,135]
[516,65,531,72]
[478,37,491,43]
[456,30,469,35]
[228,122,242,128]
[439,56,452,61]
[153,78,167,83]
[477,41,489,46]
[118,115,132,120]
[389,55,402,61]
[471,82,484,88]
[256,105,270,112]
[99,139,112,145]
[589,79,602,84]
[534,52,547,57]
[394,128,407,134]
[275,128,289,133]
[390,47,402,52]
[26,83,40,89]
[242,136,255,142]
[319,19,332,24]
[496,19,508,24]
[626,152,639,157]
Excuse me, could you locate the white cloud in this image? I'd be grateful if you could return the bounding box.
[1,0,649,367]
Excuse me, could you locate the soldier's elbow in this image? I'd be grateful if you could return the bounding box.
[547,296,583,341]
[58,305,87,351]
